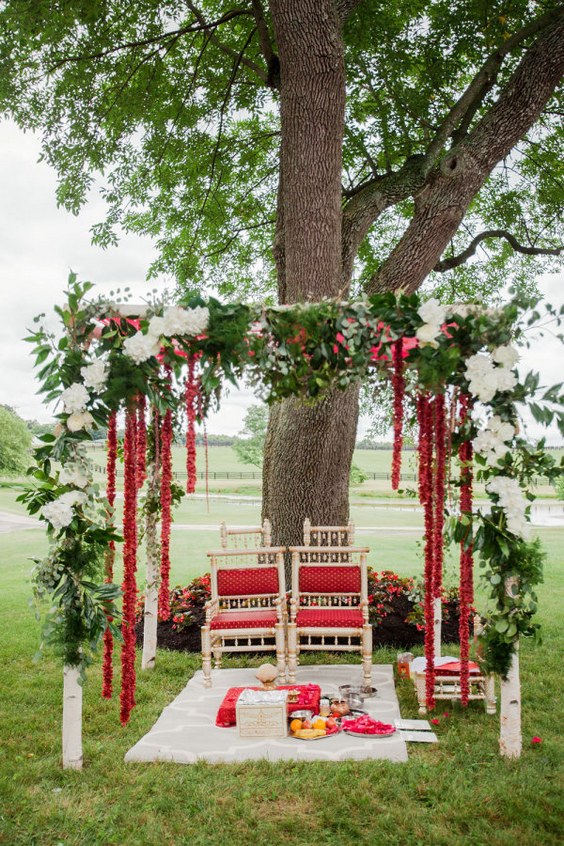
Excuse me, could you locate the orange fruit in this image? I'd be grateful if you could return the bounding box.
[290,719,303,733]
[313,718,326,730]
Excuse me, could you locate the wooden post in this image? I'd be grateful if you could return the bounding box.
[433,596,442,660]
[62,665,83,770]
[499,576,521,758]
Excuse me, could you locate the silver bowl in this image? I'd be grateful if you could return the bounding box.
[289,709,313,721]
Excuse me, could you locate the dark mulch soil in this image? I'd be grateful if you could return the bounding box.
[135,599,466,653]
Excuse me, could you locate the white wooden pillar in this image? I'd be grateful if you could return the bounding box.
[62,665,83,770]
[499,576,521,758]
[142,457,160,670]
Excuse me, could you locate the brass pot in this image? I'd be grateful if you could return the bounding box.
[330,699,350,717]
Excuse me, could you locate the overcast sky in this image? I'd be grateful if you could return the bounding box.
[0,119,561,443]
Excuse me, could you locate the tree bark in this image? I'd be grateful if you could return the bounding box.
[62,665,83,770]
[264,0,357,546]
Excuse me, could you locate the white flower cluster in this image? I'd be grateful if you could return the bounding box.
[60,382,95,431]
[81,359,109,393]
[41,490,88,530]
[487,475,529,538]
[123,306,210,364]
[415,298,448,346]
[59,465,90,489]
[473,415,515,466]
[122,331,162,364]
[464,344,519,403]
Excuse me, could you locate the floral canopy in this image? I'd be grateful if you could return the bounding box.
[21,275,562,757]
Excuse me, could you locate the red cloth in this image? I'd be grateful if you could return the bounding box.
[217,567,279,597]
[210,610,279,630]
[299,566,360,593]
[435,661,481,676]
[216,684,321,727]
[296,607,364,628]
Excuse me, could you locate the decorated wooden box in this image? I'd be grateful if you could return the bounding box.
[236,689,288,738]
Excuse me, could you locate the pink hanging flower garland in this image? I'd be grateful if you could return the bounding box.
[102,410,117,700]
[185,355,199,494]
[417,392,436,710]
[158,404,174,622]
[391,338,405,490]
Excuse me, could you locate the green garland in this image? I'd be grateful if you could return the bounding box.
[20,273,563,677]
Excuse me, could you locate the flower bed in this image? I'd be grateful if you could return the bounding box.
[134,569,466,653]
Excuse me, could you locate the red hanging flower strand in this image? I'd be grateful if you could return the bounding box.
[136,393,147,490]
[102,410,117,700]
[185,355,198,494]
[417,392,436,709]
[458,393,474,707]
[391,338,405,490]
[432,394,446,599]
[120,405,138,726]
[158,407,173,621]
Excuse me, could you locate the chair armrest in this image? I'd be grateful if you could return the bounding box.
[204,598,219,624]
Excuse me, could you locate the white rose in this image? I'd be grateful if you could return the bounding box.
[162,305,209,337]
[59,490,88,508]
[147,315,166,338]
[123,331,161,364]
[59,466,89,488]
[41,500,74,530]
[415,323,442,345]
[81,359,109,393]
[495,367,517,392]
[492,344,519,369]
[468,372,498,403]
[66,410,95,432]
[60,383,90,414]
[488,416,515,443]
[465,353,493,379]
[418,298,447,326]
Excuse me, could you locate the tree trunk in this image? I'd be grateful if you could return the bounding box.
[141,457,160,670]
[264,0,358,545]
[62,664,83,770]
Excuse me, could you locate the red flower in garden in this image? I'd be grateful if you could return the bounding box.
[431,718,440,725]
[531,736,543,745]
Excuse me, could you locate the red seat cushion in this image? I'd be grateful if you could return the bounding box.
[296,607,364,628]
[299,566,361,593]
[210,609,279,630]
[217,567,279,597]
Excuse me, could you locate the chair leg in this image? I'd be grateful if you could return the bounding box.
[287,623,297,684]
[213,643,222,669]
[201,625,212,688]
[362,624,373,689]
[275,622,286,684]
[484,674,497,714]
[415,673,427,714]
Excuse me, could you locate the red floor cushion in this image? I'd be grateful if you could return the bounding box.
[210,609,279,630]
[296,607,364,628]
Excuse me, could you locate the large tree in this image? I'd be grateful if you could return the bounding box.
[2,0,562,544]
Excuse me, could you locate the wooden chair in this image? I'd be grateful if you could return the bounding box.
[286,546,372,688]
[219,518,272,549]
[303,518,355,547]
[201,546,286,687]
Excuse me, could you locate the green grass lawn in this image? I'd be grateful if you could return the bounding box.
[0,489,563,846]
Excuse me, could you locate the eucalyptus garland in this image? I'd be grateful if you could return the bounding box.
[21,273,563,700]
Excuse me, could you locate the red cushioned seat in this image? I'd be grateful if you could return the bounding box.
[210,609,279,630]
[299,566,360,593]
[217,567,279,597]
[296,607,364,628]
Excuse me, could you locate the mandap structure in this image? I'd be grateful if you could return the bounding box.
[21,276,563,769]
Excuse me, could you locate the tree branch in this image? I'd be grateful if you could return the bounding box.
[334,0,363,23]
[367,8,564,294]
[435,229,563,272]
[186,2,269,85]
[251,0,280,88]
[47,8,253,71]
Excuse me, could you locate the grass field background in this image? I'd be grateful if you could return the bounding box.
[0,476,563,845]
